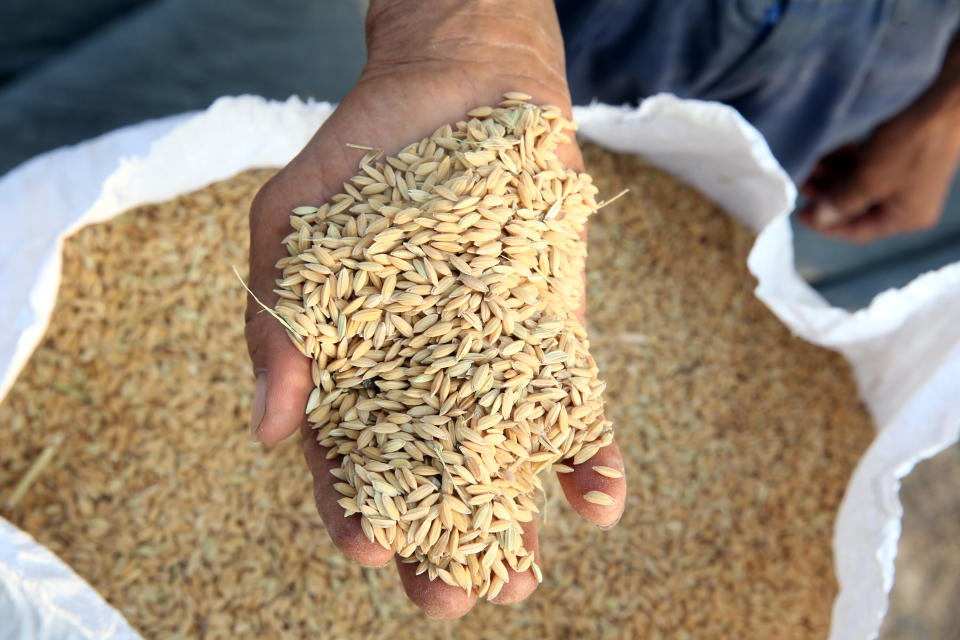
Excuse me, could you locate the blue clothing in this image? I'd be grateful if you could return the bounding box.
[557,0,960,180]
[0,0,958,182]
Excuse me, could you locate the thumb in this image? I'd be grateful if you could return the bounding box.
[806,168,877,229]
[245,174,317,444]
[245,308,312,443]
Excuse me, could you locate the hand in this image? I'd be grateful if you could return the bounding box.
[244,0,626,619]
[798,100,960,243]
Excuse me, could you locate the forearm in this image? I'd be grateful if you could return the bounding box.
[912,32,960,131]
[364,0,570,105]
[934,32,960,110]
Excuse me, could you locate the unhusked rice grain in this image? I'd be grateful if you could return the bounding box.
[0,141,875,639]
[273,96,613,596]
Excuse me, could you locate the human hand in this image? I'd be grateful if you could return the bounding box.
[798,100,960,243]
[244,0,625,619]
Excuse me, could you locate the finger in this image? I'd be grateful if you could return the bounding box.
[395,559,478,619]
[799,181,820,201]
[245,173,328,443]
[808,144,860,184]
[576,262,587,325]
[804,161,828,189]
[819,203,902,244]
[246,311,313,443]
[796,199,862,231]
[802,146,857,197]
[801,152,880,229]
[301,421,394,567]
[808,175,879,227]
[557,439,626,529]
[806,199,856,229]
[797,165,833,223]
[490,518,541,605]
[800,161,831,200]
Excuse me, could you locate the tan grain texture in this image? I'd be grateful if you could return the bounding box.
[0,142,875,638]
[591,465,623,479]
[275,98,609,596]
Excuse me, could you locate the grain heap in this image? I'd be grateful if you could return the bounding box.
[0,144,877,638]
[270,94,613,598]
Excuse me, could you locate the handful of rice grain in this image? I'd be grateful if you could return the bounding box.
[272,94,613,598]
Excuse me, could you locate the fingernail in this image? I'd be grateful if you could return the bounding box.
[813,201,842,227]
[250,373,267,440]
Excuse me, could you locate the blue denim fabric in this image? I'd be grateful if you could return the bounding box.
[556,0,960,180]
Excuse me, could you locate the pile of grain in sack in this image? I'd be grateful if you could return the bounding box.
[0,96,874,638]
